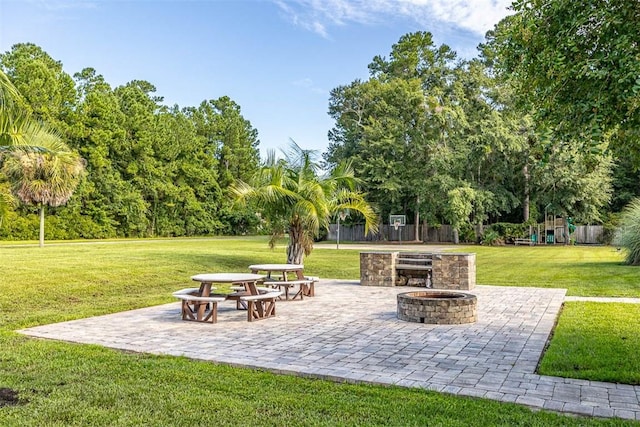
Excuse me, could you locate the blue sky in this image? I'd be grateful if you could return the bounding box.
[0,0,513,157]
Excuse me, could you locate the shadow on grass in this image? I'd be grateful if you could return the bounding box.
[566,261,630,268]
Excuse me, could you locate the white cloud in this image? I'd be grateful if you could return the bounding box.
[292,77,326,95]
[273,0,513,37]
[30,0,97,11]
[416,0,513,35]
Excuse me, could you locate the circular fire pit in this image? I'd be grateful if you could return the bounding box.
[397,291,477,324]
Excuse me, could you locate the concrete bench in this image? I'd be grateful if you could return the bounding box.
[172,288,226,323]
[240,289,282,321]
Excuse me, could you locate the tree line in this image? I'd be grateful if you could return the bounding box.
[0,43,261,240]
[1,0,638,244]
[325,25,636,243]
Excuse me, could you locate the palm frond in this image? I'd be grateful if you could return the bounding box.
[2,150,85,207]
[0,69,67,154]
[0,69,22,115]
[231,140,378,262]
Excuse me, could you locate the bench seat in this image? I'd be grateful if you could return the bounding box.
[514,238,534,245]
[304,276,319,296]
[172,289,226,323]
[240,290,282,321]
[263,279,314,300]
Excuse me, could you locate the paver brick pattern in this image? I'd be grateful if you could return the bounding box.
[19,280,640,421]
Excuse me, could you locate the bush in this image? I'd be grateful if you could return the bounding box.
[614,198,640,265]
[481,230,503,246]
[487,222,529,243]
[458,223,476,243]
[599,213,620,245]
[0,211,39,240]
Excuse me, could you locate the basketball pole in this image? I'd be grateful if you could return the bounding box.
[337,214,340,250]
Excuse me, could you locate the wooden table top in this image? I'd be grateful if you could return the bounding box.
[248,264,304,271]
[191,273,265,283]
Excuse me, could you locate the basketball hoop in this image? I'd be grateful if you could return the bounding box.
[389,214,406,242]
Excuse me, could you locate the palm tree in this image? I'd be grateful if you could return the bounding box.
[232,141,378,264]
[2,150,84,247]
[1,69,74,230]
[1,69,66,151]
[0,184,14,229]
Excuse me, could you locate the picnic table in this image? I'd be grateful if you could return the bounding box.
[172,273,280,323]
[248,264,317,300]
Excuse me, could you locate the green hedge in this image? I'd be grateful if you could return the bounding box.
[487,222,530,242]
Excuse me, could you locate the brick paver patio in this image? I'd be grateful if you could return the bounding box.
[19,280,640,421]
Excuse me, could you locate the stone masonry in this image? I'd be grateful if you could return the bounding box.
[360,251,396,286]
[360,251,476,290]
[431,253,476,290]
[397,291,478,324]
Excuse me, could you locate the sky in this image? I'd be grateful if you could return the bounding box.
[0,0,514,158]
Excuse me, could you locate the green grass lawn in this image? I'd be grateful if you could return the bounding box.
[461,245,640,297]
[539,302,640,385]
[0,238,638,425]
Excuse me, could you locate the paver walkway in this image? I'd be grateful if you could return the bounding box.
[19,280,640,421]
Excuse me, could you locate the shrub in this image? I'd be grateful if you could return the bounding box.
[487,222,529,243]
[599,213,620,245]
[614,198,640,265]
[0,211,39,240]
[481,230,503,246]
[458,223,476,243]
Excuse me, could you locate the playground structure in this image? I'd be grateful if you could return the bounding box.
[524,215,575,245]
[387,212,573,245]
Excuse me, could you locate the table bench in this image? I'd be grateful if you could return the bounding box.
[395,253,432,287]
[174,273,282,323]
[240,290,282,321]
[264,278,316,300]
[228,286,275,309]
[514,237,534,245]
[304,276,319,297]
[172,288,226,323]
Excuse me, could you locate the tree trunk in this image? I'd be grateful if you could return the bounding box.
[287,224,305,264]
[414,197,420,241]
[422,220,428,242]
[39,203,45,248]
[476,221,483,243]
[523,163,530,222]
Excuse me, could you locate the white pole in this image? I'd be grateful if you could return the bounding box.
[337,215,340,250]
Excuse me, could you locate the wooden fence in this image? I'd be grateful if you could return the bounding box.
[573,225,604,244]
[329,224,453,243]
[329,224,604,244]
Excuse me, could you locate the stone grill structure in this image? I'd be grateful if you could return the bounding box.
[360,252,397,287]
[360,251,475,291]
[431,253,476,290]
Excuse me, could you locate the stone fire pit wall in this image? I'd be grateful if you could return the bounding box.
[397,291,477,324]
[360,252,475,290]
